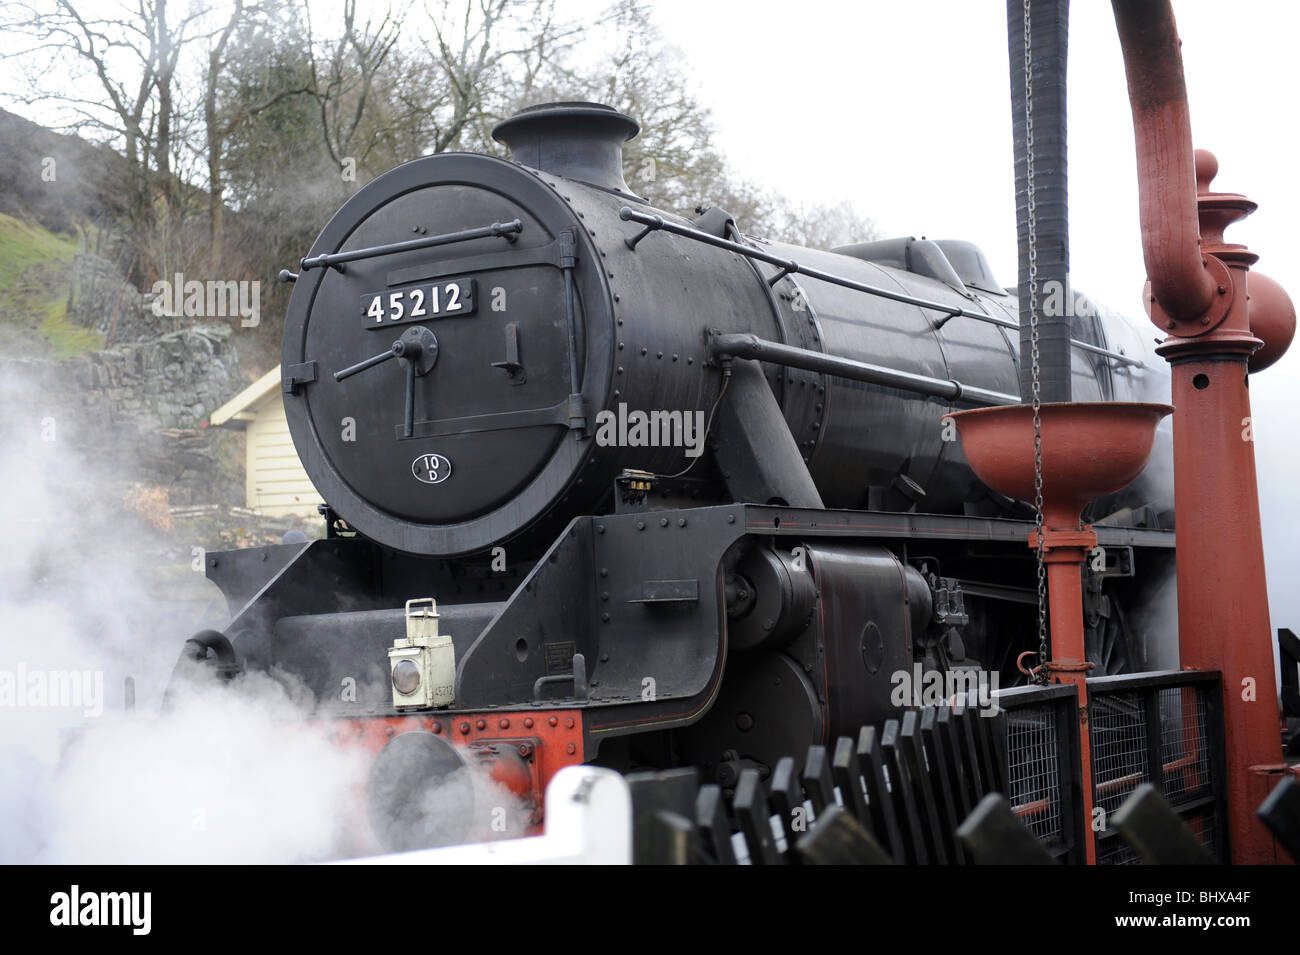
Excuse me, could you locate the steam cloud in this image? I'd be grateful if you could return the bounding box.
[0,366,520,863]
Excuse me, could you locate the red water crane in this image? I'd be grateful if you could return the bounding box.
[1113,0,1296,864]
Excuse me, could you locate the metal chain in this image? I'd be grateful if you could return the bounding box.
[1024,0,1049,685]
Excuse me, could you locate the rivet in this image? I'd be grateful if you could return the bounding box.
[640,347,648,356]
[636,520,645,530]
[660,517,668,526]
[524,717,534,728]
[678,518,686,527]
[549,716,559,727]
[459,722,471,734]
[499,718,510,729]
[602,612,610,622]
[476,719,487,730]
[600,568,608,577]
[727,514,736,523]
[566,743,577,755]
[566,718,575,729]
[385,725,395,737]
[432,722,442,734]
[1218,285,1228,295]
[597,525,605,534]
[601,591,609,601]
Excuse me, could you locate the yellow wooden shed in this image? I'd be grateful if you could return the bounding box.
[210,367,324,517]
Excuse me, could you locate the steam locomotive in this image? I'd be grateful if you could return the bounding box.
[175,102,1177,852]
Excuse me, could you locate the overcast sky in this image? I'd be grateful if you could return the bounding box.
[650,0,1300,647]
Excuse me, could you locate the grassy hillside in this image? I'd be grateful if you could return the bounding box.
[0,212,101,358]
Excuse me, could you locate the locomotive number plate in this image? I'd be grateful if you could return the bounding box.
[362,278,476,329]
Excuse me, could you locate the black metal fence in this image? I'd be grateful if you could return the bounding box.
[1281,628,1300,756]
[623,669,1227,863]
[994,670,1228,864]
[627,701,1010,864]
[1086,670,1227,863]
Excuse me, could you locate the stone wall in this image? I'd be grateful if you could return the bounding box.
[0,322,247,506]
[69,252,214,346]
[69,252,153,345]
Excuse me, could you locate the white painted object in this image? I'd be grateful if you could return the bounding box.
[340,766,632,865]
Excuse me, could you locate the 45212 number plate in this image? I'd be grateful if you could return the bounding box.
[362,278,476,329]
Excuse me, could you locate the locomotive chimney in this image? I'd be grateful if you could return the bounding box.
[492,101,640,194]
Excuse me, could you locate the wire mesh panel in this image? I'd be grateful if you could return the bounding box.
[995,683,1082,863]
[1090,691,1149,819]
[1087,671,1227,864]
[1158,685,1210,804]
[1005,706,1061,842]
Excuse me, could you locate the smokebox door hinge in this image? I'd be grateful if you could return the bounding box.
[283,361,318,395]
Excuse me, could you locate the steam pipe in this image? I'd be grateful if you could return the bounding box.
[709,333,1020,407]
[1111,0,1217,320]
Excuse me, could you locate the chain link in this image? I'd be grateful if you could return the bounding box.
[1023,0,1049,686]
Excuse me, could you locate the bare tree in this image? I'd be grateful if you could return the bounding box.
[1,0,163,237]
[1,0,219,274]
[770,198,880,249]
[203,0,314,251]
[203,0,245,248]
[304,0,405,180]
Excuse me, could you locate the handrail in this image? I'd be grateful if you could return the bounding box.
[622,207,1143,368]
[300,219,522,272]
